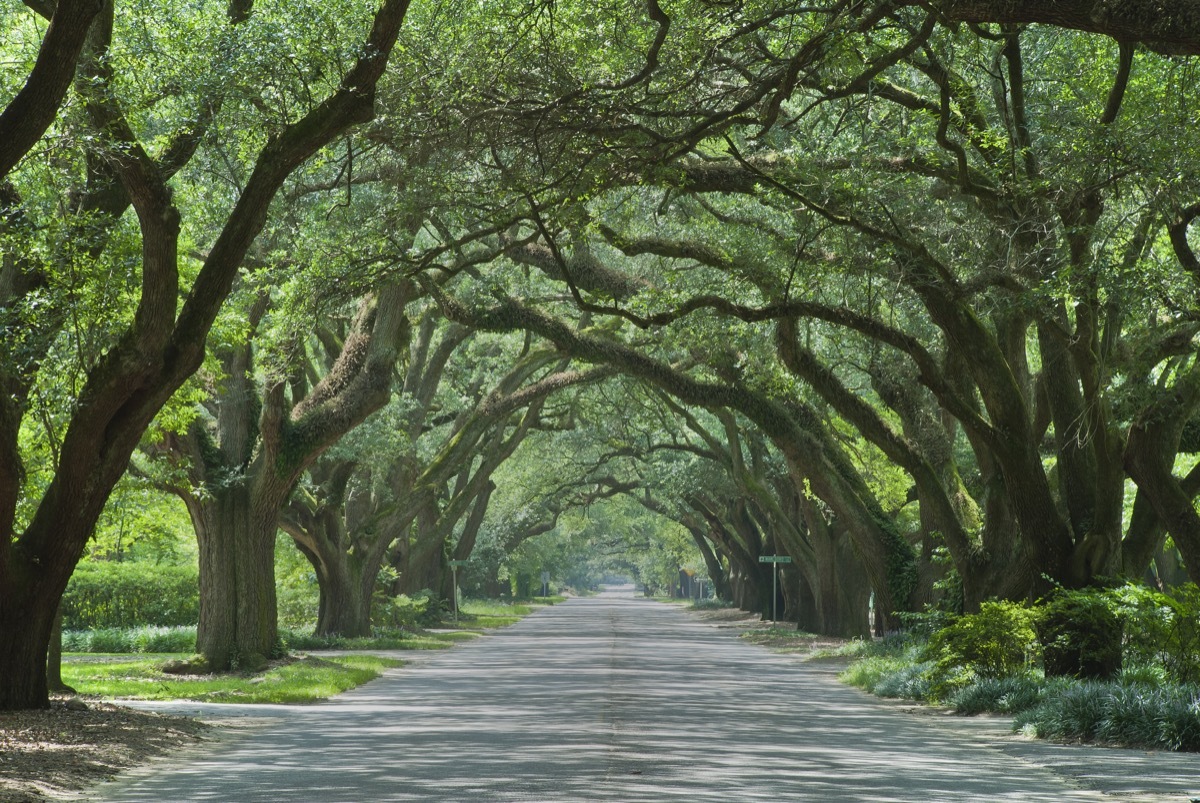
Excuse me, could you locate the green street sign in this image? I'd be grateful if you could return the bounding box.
[448,560,468,567]
[758,555,792,564]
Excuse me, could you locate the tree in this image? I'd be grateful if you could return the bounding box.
[152,282,409,668]
[429,287,919,630]
[0,0,412,709]
[0,0,102,180]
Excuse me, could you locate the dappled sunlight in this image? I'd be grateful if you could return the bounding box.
[97,593,1195,802]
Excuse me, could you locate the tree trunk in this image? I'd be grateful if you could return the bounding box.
[0,0,412,708]
[190,483,280,670]
[0,584,57,709]
[687,526,731,601]
[46,605,74,694]
[396,511,446,600]
[314,553,372,638]
[835,533,873,638]
[1127,434,1200,586]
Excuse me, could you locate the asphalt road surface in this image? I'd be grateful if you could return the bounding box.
[94,588,1200,802]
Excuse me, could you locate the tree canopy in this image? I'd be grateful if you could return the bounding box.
[4,0,1200,709]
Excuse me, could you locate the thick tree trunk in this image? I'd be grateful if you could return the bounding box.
[314,554,372,638]
[687,527,731,601]
[835,535,873,638]
[285,508,377,639]
[396,512,446,600]
[190,484,280,670]
[0,585,57,709]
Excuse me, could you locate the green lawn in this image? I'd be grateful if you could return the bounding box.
[447,597,565,629]
[62,654,401,703]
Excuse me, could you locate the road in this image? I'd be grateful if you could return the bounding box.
[94,589,1199,802]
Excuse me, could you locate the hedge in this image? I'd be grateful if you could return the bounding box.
[62,562,199,629]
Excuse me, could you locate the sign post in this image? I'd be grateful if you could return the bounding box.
[758,555,792,623]
[448,560,468,623]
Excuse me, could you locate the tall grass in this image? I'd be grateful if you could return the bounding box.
[1015,682,1200,751]
[63,625,196,654]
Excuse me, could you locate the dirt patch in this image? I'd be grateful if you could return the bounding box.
[683,604,853,656]
[690,607,764,626]
[0,697,207,802]
[739,629,851,655]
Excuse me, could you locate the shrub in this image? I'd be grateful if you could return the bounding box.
[841,655,915,693]
[373,590,433,629]
[62,562,199,629]
[85,628,135,653]
[1038,587,1123,679]
[691,597,735,610]
[1111,583,1200,685]
[923,601,1040,697]
[895,609,953,639]
[1118,663,1168,686]
[279,627,415,651]
[1096,685,1163,746]
[130,625,197,653]
[1156,691,1200,751]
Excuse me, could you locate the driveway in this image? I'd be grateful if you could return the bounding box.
[92,590,1200,802]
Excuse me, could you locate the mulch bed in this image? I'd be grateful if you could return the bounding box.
[0,697,208,802]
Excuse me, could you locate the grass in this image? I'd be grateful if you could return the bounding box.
[62,626,471,656]
[1013,681,1200,751]
[58,596,555,703]
[64,625,197,654]
[62,654,401,703]
[446,597,565,629]
[278,627,471,651]
[841,655,921,693]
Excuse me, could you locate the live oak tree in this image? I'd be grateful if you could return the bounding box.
[278,312,610,633]
[152,282,410,669]
[7,0,1200,710]
[424,278,920,630]
[444,6,1200,610]
[0,0,412,709]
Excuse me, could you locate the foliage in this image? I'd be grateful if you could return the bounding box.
[922,602,1041,696]
[62,626,197,654]
[61,655,402,704]
[373,590,436,630]
[895,609,954,639]
[1037,587,1124,680]
[844,583,1200,751]
[871,662,935,701]
[950,676,1044,716]
[278,627,458,652]
[61,563,199,630]
[841,654,926,697]
[1109,583,1200,685]
[86,483,196,564]
[275,532,321,630]
[1014,682,1200,752]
